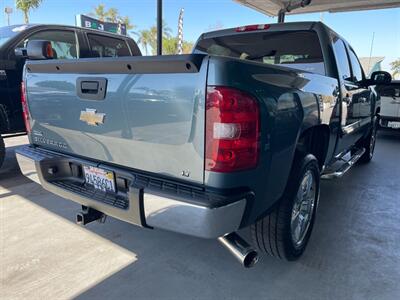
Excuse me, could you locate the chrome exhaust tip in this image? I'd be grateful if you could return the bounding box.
[218,233,259,268]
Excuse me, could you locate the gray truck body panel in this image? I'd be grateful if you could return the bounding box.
[26,55,208,184]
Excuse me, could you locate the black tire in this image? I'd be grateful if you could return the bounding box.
[356,116,378,164]
[0,135,4,169]
[251,154,320,261]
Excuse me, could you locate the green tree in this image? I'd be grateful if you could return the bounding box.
[16,0,43,24]
[162,37,193,55]
[106,7,119,22]
[162,37,178,55]
[390,59,400,78]
[137,29,152,55]
[90,4,108,21]
[147,20,172,55]
[137,21,192,55]
[90,5,136,35]
[182,41,194,54]
[120,16,136,34]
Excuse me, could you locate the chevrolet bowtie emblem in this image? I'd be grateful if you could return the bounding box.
[79,109,105,126]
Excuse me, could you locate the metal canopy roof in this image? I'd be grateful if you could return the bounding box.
[234,0,400,16]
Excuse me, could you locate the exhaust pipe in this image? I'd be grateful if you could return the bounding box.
[218,233,259,268]
[76,206,106,226]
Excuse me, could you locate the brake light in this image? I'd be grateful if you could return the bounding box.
[21,81,31,133]
[205,86,260,173]
[236,24,270,32]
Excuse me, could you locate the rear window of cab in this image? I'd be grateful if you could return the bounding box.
[194,30,325,75]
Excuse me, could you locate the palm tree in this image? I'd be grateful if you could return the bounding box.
[148,20,173,55]
[119,16,136,33]
[106,7,119,22]
[90,5,137,37]
[16,0,43,24]
[90,4,108,21]
[137,30,152,55]
[162,37,178,55]
[182,41,194,54]
[159,20,172,38]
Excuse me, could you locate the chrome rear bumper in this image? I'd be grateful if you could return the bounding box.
[16,145,247,238]
[16,152,40,184]
[144,192,246,238]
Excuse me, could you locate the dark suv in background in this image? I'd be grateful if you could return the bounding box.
[0,24,141,168]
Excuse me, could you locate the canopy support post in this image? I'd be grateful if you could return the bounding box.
[278,9,286,23]
[157,0,162,55]
[277,0,312,23]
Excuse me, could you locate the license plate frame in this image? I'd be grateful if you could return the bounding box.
[83,165,116,193]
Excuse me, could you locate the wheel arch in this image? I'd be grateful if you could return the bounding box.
[296,124,331,170]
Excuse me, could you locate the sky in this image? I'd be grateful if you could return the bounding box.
[1,0,399,70]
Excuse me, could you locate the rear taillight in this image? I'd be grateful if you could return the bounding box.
[205,86,260,173]
[21,81,31,133]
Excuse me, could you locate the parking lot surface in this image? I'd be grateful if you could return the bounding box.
[1,132,400,300]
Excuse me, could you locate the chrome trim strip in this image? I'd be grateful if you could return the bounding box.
[15,153,40,184]
[15,147,142,226]
[342,120,361,134]
[321,148,365,180]
[16,145,247,239]
[42,182,143,226]
[144,192,246,239]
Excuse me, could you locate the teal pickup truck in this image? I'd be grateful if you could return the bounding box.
[16,22,391,267]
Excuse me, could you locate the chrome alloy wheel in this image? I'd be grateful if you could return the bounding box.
[290,170,316,248]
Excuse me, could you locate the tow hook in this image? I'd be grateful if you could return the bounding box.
[76,206,106,226]
[218,232,259,268]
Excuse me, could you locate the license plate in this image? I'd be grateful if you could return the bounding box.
[388,121,400,129]
[83,166,116,193]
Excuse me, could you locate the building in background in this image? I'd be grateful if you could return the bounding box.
[359,57,385,77]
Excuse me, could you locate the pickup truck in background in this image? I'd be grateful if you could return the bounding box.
[16,22,392,267]
[0,24,141,168]
[376,81,400,129]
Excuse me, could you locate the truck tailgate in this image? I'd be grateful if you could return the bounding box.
[25,55,207,184]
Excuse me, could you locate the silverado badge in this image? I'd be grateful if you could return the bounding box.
[80,109,105,126]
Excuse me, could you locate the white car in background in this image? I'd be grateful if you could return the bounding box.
[378,81,400,129]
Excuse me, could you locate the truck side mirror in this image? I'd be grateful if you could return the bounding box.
[26,40,55,60]
[370,71,392,85]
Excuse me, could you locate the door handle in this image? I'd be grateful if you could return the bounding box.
[81,81,99,94]
[77,77,107,100]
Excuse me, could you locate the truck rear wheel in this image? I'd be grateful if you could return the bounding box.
[0,135,5,169]
[251,154,320,261]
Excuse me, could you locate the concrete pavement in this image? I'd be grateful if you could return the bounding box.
[1,132,400,299]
